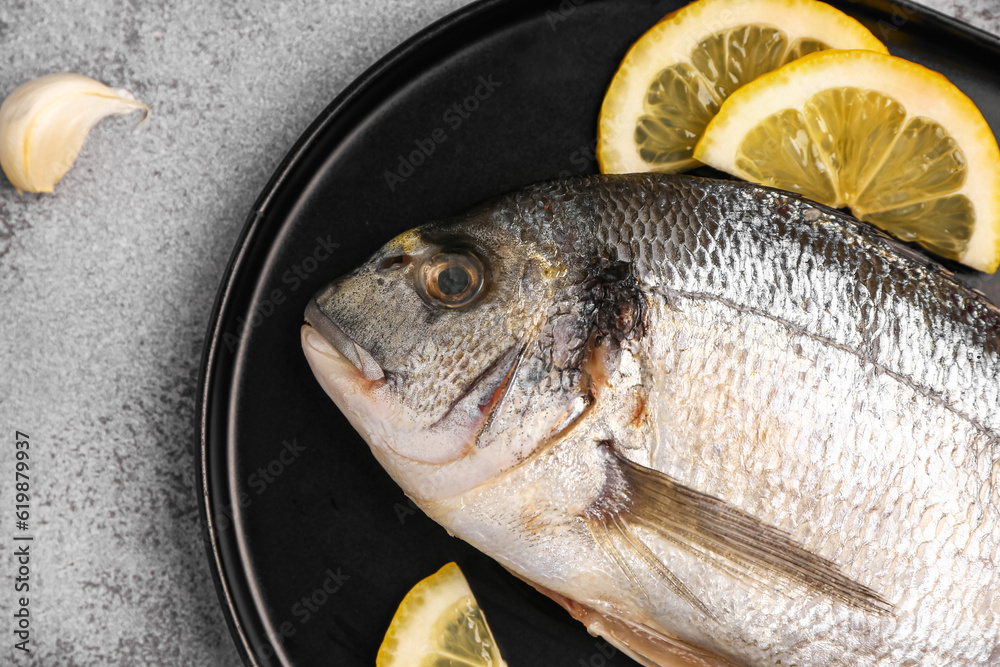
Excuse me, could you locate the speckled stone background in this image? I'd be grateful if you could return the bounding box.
[0,0,995,665]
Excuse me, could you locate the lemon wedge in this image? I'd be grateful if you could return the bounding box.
[597,0,887,175]
[376,562,507,667]
[694,49,1000,273]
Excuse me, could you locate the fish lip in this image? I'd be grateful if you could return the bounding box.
[304,298,385,381]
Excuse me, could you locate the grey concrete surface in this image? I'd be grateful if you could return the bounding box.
[0,0,995,665]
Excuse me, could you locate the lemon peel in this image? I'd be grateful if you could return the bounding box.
[694,49,1000,273]
[597,0,887,175]
[377,562,507,667]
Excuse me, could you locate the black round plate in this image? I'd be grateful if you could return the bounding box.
[197,1,1000,665]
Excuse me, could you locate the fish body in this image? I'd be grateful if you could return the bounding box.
[301,174,1000,666]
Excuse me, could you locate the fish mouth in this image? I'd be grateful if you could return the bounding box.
[304,298,384,381]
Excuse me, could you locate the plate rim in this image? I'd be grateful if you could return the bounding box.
[195,1,510,664]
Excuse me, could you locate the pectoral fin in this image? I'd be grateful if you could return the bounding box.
[587,443,892,615]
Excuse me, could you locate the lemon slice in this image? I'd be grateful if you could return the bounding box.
[694,49,1000,272]
[376,562,507,667]
[597,0,887,175]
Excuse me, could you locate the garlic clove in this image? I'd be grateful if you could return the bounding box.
[0,73,149,194]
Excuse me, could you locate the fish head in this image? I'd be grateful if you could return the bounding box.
[302,198,596,500]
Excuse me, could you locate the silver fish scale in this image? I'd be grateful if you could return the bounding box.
[546,174,1000,436]
[503,174,1000,662]
[309,173,1000,664]
[641,292,999,663]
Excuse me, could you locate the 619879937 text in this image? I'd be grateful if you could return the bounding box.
[13,431,32,654]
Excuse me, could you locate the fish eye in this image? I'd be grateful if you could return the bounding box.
[419,251,485,308]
